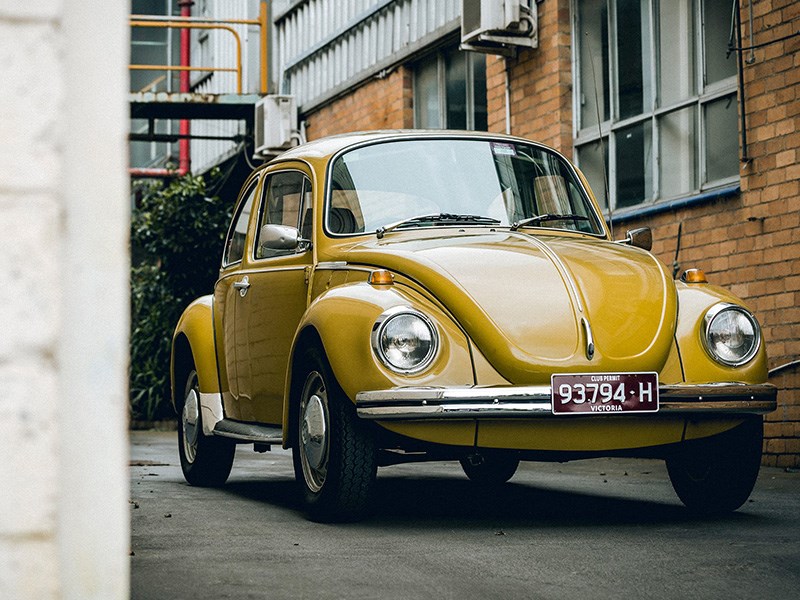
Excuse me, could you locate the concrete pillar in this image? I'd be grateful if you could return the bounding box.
[0,1,130,598]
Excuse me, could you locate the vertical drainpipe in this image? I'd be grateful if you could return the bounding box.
[178,0,193,175]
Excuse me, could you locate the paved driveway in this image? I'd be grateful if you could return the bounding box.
[130,430,800,600]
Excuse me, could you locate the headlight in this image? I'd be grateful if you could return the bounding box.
[703,303,761,366]
[371,308,439,374]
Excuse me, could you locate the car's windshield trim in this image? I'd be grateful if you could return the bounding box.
[322,134,608,240]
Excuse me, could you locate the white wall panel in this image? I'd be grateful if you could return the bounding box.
[275,0,460,112]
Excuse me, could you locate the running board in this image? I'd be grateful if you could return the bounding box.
[212,419,283,444]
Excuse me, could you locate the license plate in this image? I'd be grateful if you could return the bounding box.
[551,373,659,415]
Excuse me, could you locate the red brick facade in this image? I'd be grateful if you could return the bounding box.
[304,67,413,139]
[301,0,800,466]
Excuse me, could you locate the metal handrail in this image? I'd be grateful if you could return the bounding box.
[129,1,268,95]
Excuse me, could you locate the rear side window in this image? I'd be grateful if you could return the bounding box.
[222,179,258,267]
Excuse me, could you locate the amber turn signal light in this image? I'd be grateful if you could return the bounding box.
[368,270,394,286]
[682,268,708,284]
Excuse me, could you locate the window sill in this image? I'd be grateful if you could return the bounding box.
[607,184,740,226]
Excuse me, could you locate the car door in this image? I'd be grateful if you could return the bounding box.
[234,167,314,425]
[214,174,261,421]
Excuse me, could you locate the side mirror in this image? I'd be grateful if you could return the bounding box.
[259,224,304,253]
[622,227,652,251]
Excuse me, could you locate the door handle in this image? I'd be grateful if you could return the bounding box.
[233,276,250,297]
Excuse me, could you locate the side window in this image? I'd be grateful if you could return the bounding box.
[222,179,258,267]
[255,171,312,259]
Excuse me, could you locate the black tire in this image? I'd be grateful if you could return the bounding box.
[177,367,235,487]
[292,347,377,522]
[460,453,520,485]
[666,417,764,515]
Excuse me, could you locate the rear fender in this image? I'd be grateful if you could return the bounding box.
[171,295,224,433]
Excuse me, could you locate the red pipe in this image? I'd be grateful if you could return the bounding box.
[177,0,193,175]
[130,1,194,179]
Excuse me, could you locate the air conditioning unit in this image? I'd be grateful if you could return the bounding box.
[254,95,298,158]
[461,0,538,55]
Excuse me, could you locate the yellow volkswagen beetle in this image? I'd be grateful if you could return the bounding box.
[171,131,776,521]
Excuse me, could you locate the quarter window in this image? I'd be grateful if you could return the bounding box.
[574,0,739,212]
[223,179,258,266]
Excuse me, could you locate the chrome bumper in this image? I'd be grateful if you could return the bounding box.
[355,382,777,420]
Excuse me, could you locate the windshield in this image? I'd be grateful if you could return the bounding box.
[326,138,604,236]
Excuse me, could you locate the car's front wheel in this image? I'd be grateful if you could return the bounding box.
[292,347,377,522]
[666,417,763,515]
[177,366,235,487]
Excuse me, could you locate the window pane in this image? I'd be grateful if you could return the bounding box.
[616,0,652,119]
[577,140,609,211]
[704,0,736,85]
[445,49,467,130]
[705,94,739,182]
[578,0,610,129]
[615,121,653,208]
[264,171,305,228]
[224,182,257,265]
[414,56,441,129]
[659,0,695,106]
[660,106,697,196]
[471,53,488,131]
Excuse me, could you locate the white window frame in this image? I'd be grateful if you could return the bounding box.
[572,0,740,213]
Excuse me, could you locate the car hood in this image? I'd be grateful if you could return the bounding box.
[344,231,677,384]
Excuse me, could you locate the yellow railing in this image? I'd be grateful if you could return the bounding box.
[129,1,268,95]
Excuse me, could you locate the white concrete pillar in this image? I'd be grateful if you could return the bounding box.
[0,1,130,598]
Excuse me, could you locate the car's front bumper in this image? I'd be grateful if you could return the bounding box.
[355,382,777,420]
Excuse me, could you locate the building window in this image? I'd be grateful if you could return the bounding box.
[573,0,739,212]
[414,46,488,131]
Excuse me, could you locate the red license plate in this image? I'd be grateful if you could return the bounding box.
[551,373,659,415]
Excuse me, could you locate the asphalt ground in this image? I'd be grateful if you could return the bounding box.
[130,430,800,600]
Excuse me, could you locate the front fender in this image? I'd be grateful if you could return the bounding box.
[675,282,768,384]
[171,295,220,409]
[283,282,475,430]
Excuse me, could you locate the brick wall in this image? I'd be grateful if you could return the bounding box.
[486,0,574,156]
[303,67,413,139]
[615,0,800,467]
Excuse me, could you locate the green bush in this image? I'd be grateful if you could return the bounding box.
[130,171,232,421]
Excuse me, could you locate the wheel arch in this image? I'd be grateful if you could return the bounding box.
[171,295,220,413]
[283,325,325,449]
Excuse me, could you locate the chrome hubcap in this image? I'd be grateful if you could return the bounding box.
[182,378,200,463]
[300,372,329,492]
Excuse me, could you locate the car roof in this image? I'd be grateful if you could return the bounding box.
[272,129,559,164]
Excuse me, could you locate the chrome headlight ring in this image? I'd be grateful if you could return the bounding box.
[702,303,761,367]
[371,307,439,374]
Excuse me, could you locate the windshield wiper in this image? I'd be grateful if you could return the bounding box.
[510,213,590,231]
[376,213,501,239]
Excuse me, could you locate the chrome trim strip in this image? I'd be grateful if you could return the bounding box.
[581,317,595,360]
[315,261,349,270]
[525,236,585,314]
[355,383,777,420]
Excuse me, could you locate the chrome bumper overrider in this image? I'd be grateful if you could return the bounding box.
[355,383,777,420]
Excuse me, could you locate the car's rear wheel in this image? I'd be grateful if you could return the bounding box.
[460,453,520,484]
[292,347,377,522]
[177,367,235,487]
[666,417,763,515]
